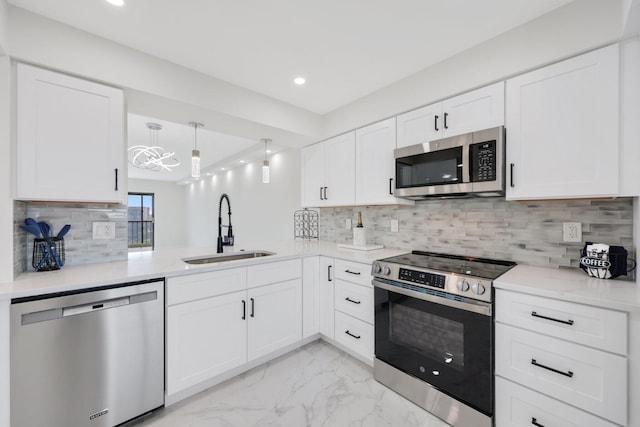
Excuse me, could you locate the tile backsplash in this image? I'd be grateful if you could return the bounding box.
[320,198,634,272]
[14,201,128,276]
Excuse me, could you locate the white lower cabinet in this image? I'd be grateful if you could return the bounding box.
[332,259,374,364]
[167,290,247,395]
[334,310,374,363]
[166,260,303,400]
[496,377,619,427]
[318,256,335,339]
[247,279,302,360]
[495,289,629,427]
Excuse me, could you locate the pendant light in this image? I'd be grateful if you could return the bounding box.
[261,138,271,184]
[128,122,180,172]
[189,122,203,178]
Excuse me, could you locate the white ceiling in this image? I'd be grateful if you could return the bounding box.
[8,0,573,114]
[127,114,278,182]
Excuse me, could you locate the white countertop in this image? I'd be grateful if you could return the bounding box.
[495,264,640,313]
[0,240,407,300]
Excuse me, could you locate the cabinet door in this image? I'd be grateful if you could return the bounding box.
[247,279,302,360]
[441,82,504,137]
[355,118,397,204]
[318,256,335,339]
[506,45,619,200]
[396,102,442,148]
[495,323,627,425]
[324,132,356,206]
[16,63,125,203]
[301,143,326,207]
[166,291,247,395]
[302,257,320,338]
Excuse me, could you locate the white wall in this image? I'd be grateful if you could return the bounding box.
[185,148,301,248]
[322,0,622,138]
[0,0,7,54]
[128,179,187,250]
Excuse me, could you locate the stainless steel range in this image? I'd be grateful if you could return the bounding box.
[371,251,515,427]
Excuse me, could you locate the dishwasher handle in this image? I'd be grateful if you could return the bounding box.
[63,296,130,317]
[21,291,158,325]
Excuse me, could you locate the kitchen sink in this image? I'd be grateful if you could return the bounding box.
[182,250,275,265]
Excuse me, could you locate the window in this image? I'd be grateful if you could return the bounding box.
[128,193,154,250]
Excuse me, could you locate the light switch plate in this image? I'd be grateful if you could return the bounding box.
[93,222,116,240]
[390,219,399,233]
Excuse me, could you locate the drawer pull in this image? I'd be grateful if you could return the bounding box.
[531,311,574,325]
[345,297,361,305]
[531,418,545,427]
[531,359,574,378]
[345,270,361,275]
[345,330,361,339]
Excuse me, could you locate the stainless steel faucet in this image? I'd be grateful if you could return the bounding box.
[217,193,234,253]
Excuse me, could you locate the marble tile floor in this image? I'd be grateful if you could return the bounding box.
[129,340,451,427]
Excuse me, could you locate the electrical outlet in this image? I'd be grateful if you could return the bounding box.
[345,218,352,230]
[93,222,116,240]
[390,219,399,233]
[562,222,582,243]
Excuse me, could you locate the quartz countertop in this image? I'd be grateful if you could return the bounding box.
[494,264,640,313]
[0,240,408,300]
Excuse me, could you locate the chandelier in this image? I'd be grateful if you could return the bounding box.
[128,122,180,172]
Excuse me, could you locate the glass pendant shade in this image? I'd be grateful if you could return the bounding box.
[189,122,203,178]
[261,138,271,184]
[262,160,270,184]
[192,149,200,178]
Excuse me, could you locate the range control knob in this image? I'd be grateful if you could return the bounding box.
[471,282,486,295]
[383,266,391,276]
[372,264,382,274]
[457,280,470,292]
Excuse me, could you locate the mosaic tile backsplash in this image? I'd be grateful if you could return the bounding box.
[14,201,128,276]
[320,198,634,272]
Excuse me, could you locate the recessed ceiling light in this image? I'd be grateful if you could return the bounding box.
[294,77,306,86]
[240,160,246,164]
[221,167,226,171]
[266,149,272,153]
[105,0,125,6]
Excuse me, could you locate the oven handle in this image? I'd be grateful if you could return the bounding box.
[372,279,492,316]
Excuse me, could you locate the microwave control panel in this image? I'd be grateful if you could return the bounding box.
[469,140,496,182]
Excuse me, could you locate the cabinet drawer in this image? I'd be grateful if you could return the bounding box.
[334,311,374,363]
[334,280,373,324]
[495,323,627,425]
[495,377,618,427]
[247,259,302,288]
[167,268,247,305]
[334,259,371,287]
[496,290,627,355]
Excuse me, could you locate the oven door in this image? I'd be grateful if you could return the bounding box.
[373,279,493,416]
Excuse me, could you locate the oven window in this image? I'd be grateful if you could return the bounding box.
[390,303,464,371]
[396,146,463,188]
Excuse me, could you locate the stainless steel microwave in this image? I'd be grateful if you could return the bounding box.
[394,126,505,200]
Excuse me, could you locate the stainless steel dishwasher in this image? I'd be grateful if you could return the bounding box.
[11,279,165,427]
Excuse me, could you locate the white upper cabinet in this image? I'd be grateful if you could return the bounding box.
[620,36,640,196]
[396,82,504,148]
[16,63,125,203]
[506,44,619,200]
[301,132,355,207]
[355,118,397,205]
